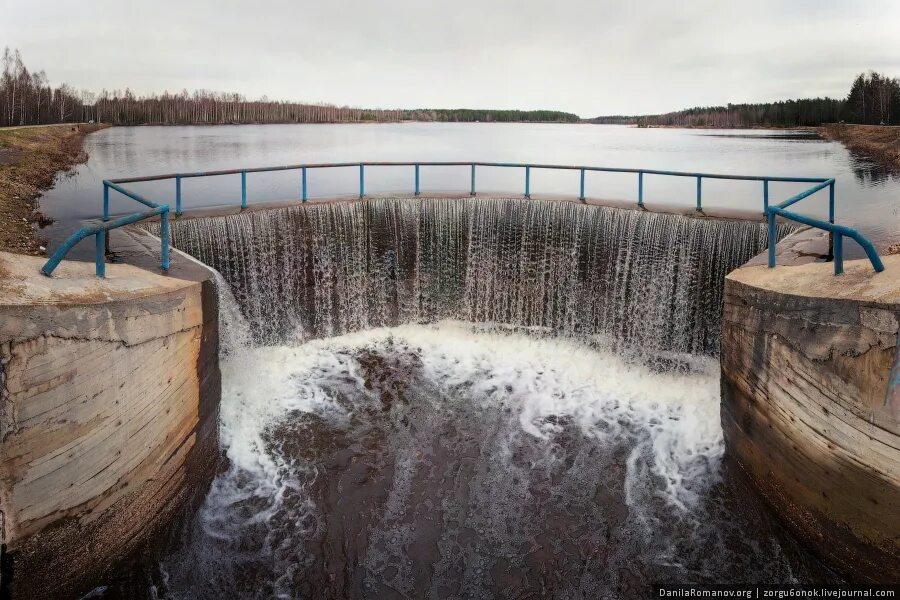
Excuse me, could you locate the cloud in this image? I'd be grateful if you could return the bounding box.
[3,0,899,117]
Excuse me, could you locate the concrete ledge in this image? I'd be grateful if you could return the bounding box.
[721,253,900,582]
[143,192,772,224]
[0,244,220,599]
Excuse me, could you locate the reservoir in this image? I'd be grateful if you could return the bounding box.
[38,123,900,256]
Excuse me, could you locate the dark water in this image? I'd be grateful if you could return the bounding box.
[137,325,839,600]
[37,123,900,257]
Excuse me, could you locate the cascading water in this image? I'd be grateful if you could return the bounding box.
[133,198,838,600]
[155,197,793,355]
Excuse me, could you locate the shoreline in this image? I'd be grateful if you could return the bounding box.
[819,123,900,171]
[0,123,108,256]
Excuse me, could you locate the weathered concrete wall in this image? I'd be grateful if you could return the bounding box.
[721,250,900,582]
[0,240,220,599]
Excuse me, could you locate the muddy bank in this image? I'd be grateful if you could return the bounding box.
[0,123,107,255]
[821,124,900,171]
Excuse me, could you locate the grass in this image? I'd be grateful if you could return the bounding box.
[821,123,900,170]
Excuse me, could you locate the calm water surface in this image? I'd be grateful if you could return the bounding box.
[39,123,899,257]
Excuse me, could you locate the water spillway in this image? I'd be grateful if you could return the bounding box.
[123,196,852,599]
[159,197,792,355]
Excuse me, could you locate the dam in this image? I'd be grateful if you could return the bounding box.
[0,162,897,598]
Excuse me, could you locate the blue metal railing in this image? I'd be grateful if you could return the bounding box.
[765,178,884,275]
[42,161,885,277]
[42,180,170,277]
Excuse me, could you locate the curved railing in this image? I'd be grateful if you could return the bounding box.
[42,161,885,277]
[42,181,170,277]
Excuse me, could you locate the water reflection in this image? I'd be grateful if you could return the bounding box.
[848,152,900,187]
[36,124,900,257]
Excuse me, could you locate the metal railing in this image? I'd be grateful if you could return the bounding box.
[765,178,884,275]
[42,161,885,277]
[42,181,170,277]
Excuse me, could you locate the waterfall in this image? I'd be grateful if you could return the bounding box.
[138,199,827,598]
[151,197,792,356]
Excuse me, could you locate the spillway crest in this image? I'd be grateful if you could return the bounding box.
[159,197,790,355]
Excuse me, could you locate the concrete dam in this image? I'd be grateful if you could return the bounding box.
[1,163,898,598]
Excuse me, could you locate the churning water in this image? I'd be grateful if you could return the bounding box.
[132,198,838,599]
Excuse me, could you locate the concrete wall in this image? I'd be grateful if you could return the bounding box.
[721,248,900,582]
[0,236,220,599]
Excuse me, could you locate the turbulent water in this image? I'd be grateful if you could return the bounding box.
[130,199,837,599]
[155,197,793,355]
[148,322,836,600]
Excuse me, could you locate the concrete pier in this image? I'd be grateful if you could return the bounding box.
[721,238,900,582]
[0,237,220,599]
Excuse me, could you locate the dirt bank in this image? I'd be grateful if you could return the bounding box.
[821,123,900,171]
[0,123,107,256]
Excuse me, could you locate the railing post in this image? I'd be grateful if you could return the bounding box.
[767,210,777,268]
[696,176,702,211]
[103,182,110,221]
[579,168,585,201]
[638,171,644,207]
[241,171,247,209]
[828,179,835,259]
[359,164,365,198]
[102,181,110,256]
[160,208,170,271]
[302,167,308,202]
[833,232,844,275]
[763,179,769,213]
[415,164,420,196]
[470,164,476,196]
[95,231,105,278]
[828,180,835,225]
[524,166,531,199]
[175,175,182,216]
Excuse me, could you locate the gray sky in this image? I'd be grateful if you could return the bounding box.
[4,0,900,117]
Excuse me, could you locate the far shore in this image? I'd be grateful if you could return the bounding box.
[819,123,900,171]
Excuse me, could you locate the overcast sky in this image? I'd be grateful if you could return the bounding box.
[4,0,899,117]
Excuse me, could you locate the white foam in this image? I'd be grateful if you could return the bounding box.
[217,320,723,517]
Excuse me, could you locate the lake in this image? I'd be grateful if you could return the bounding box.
[38,123,899,258]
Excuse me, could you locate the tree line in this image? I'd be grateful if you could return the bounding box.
[94,94,580,125]
[401,109,579,123]
[588,71,900,128]
[846,72,900,125]
[92,89,408,125]
[0,48,578,127]
[0,48,96,126]
[634,98,847,128]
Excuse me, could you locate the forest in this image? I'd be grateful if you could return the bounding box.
[401,109,579,123]
[589,72,900,128]
[0,48,577,126]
